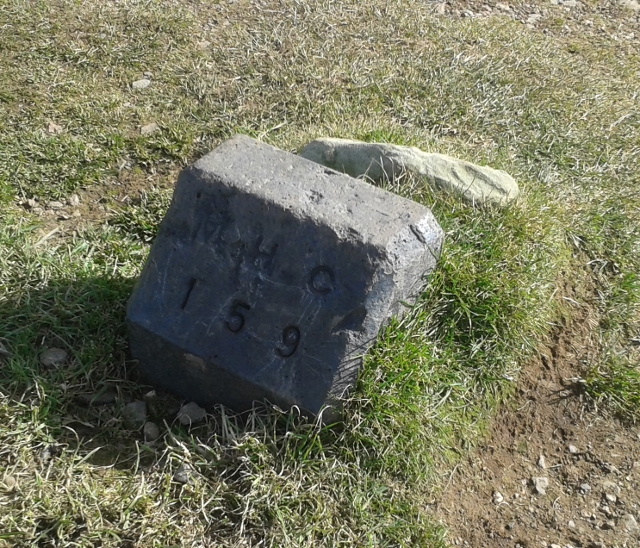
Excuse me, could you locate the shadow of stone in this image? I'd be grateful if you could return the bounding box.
[0,274,161,470]
[0,273,332,472]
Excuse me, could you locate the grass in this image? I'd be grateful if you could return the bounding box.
[0,0,639,546]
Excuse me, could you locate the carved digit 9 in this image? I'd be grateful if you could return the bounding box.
[277,326,300,358]
[226,301,250,333]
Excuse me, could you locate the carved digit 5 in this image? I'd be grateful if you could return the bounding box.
[277,326,300,358]
[226,301,250,333]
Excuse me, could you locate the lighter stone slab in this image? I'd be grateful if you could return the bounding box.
[300,137,519,206]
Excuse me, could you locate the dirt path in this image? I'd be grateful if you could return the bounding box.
[430,3,640,547]
[434,281,640,547]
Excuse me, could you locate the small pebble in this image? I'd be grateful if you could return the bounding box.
[47,121,63,134]
[47,201,64,209]
[174,463,191,484]
[143,421,161,442]
[532,476,549,495]
[602,480,621,495]
[580,483,591,493]
[601,520,615,530]
[40,347,68,367]
[122,401,147,429]
[140,122,159,135]
[68,194,80,207]
[538,455,547,469]
[493,491,504,504]
[568,520,575,528]
[132,78,151,90]
[619,513,639,533]
[568,444,578,454]
[1,474,17,491]
[40,444,60,462]
[177,402,207,426]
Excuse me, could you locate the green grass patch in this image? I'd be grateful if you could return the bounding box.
[0,184,564,546]
[585,355,640,422]
[110,188,173,243]
[1,0,639,545]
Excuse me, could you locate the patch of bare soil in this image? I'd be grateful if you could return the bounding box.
[435,286,640,548]
[17,165,181,243]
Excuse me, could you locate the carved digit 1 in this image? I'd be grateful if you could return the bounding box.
[226,302,250,333]
[277,326,300,358]
[181,278,198,310]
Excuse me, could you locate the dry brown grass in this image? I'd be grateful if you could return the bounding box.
[0,0,638,546]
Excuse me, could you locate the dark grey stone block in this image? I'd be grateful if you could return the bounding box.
[126,135,443,416]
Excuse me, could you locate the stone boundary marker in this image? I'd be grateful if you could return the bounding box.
[127,135,444,417]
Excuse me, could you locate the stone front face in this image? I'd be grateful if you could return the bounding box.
[127,135,444,416]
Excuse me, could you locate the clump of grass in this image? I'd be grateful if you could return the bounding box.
[0,131,122,202]
[0,214,451,547]
[110,188,172,243]
[341,184,566,482]
[585,355,640,423]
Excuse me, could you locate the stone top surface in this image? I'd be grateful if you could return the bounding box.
[191,134,440,252]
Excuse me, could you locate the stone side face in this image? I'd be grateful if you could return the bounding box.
[127,135,444,415]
